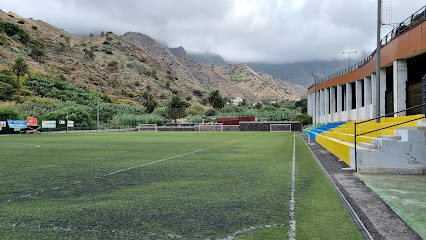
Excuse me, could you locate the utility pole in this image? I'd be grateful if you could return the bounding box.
[97,88,100,132]
[342,51,357,67]
[66,115,68,133]
[375,0,382,123]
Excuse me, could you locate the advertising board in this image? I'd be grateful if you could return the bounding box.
[7,120,27,129]
[42,121,56,128]
[27,117,38,126]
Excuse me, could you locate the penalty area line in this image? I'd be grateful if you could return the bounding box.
[2,136,253,203]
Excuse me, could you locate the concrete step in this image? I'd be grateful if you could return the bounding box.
[358,142,380,150]
[378,135,402,140]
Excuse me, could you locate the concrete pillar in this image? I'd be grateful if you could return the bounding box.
[346,83,352,121]
[307,94,312,116]
[325,88,330,123]
[364,76,372,119]
[337,85,343,121]
[330,86,336,122]
[372,73,377,118]
[380,68,386,117]
[356,79,363,120]
[393,59,407,116]
[320,89,325,123]
[316,91,320,124]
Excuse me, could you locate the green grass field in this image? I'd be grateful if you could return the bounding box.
[0,132,362,239]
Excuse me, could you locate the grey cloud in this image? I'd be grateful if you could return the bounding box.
[1,0,424,63]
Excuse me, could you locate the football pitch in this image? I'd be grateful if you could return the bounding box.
[0,132,362,240]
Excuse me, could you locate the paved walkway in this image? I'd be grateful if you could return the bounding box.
[356,173,426,239]
[300,132,422,240]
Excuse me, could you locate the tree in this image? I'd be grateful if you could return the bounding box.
[143,94,158,114]
[166,95,189,122]
[10,57,29,96]
[208,90,226,110]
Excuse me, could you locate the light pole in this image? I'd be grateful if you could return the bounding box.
[97,88,100,132]
[329,64,339,74]
[375,0,381,123]
[342,51,357,67]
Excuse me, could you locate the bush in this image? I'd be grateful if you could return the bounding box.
[186,104,205,116]
[0,22,29,43]
[192,89,203,97]
[0,82,15,100]
[110,113,167,127]
[205,109,216,116]
[43,106,93,127]
[31,25,37,30]
[17,20,25,24]
[0,106,21,120]
[153,107,167,118]
[0,34,10,46]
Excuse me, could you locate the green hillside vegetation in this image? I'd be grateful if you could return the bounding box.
[0,12,310,130]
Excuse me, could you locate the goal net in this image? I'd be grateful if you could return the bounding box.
[198,123,223,131]
[270,124,291,132]
[137,124,158,131]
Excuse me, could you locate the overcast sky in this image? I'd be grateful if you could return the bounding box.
[2,0,425,63]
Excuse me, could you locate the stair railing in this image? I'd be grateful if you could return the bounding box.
[353,103,425,172]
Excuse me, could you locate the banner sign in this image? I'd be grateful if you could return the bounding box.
[27,117,38,126]
[0,121,6,127]
[7,120,27,129]
[67,121,74,127]
[42,121,56,128]
[59,120,65,124]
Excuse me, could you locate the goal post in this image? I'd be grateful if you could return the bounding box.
[198,123,223,131]
[270,124,292,132]
[137,124,158,131]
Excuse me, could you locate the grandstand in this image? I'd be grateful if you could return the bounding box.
[306,5,426,174]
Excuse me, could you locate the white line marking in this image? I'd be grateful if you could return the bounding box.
[2,149,202,203]
[288,132,296,240]
[220,224,286,240]
[0,222,209,239]
[2,136,252,203]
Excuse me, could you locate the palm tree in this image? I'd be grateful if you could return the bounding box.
[166,95,189,123]
[10,57,29,96]
[208,90,225,109]
[143,94,158,114]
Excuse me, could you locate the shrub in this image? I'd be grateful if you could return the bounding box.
[102,40,110,45]
[0,22,29,43]
[106,36,113,41]
[0,106,21,120]
[205,109,216,116]
[0,82,15,100]
[31,25,37,30]
[105,50,113,55]
[186,104,205,116]
[107,61,118,70]
[43,106,93,126]
[0,34,10,46]
[153,107,167,118]
[17,20,25,24]
[192,89,203,97]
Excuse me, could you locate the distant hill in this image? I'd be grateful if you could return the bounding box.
[248,58,363,88]
[122,32,305,102]
[187,52,228,66]
[0,10,305,107]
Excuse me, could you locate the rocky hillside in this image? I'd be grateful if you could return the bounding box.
[0,10,305,106]
[122,32,305,102]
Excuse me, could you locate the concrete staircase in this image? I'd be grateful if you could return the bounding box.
[311,115,426,174]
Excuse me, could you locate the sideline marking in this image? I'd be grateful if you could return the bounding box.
[2,136,253,203]
[0,222,206,239]
[288,132,296,240]
[0,222,286,240]
[299,132,373,240]
[220,224,286,240]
